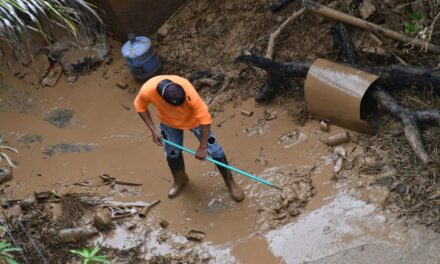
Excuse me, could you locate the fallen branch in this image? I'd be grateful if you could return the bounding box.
[255,7,306,103]
[303,0,440,53]
[266,8,306,59]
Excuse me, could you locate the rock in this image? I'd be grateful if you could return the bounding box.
[333,156,344,173]
[160,220,169,228]
[40,63,63,87]
[186,230,205,242]
[94,210,113,228]
[116,81,128,89]
[0,168,12,185]
[359,0,376,19]
[19,197,37,210]
[334,146,346,157]
[392,183,409,195]
[263,110,277,121]
[320,121,329,132]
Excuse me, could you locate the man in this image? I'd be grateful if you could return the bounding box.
[134,75,245,202]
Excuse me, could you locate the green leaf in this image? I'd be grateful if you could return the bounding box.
[411,11,422,21]
[90,245,100,257]
[70,249,89,258]
[404,23,416,35]
[4,256,19,264]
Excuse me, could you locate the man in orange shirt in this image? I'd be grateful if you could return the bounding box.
[134,75,244,202]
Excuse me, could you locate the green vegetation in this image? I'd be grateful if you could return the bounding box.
[404,11,422,35]
[0,241,21,264]
[70,245,111,264]
[0,0,103,60]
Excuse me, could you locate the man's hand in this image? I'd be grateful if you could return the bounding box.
[152,130,163,146]
[195,146,207,160]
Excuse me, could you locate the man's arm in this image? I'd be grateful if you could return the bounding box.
[195,124,210,160]
[138,111,163,146]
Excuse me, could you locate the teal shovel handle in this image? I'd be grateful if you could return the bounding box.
[162,139,281,190]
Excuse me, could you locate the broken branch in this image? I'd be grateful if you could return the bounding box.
[303,0,440,53]
[266,8,306,59]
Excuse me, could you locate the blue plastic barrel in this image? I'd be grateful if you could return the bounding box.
[121,33,161,82]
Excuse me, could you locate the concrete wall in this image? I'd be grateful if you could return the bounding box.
[89,0,187,41]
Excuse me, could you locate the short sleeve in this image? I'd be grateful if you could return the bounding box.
[134,91,150,112]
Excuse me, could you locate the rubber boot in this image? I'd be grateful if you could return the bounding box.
[167,152,189,199]
[214,155,245,202]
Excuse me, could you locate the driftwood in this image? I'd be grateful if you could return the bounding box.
[304,0,440,53]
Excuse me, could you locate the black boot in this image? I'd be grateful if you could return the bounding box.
[166,152,189,199]
[214,155,245,202]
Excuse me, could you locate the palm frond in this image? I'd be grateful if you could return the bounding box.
[0,0,105,62]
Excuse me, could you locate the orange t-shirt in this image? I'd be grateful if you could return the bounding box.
[134,75,212,130]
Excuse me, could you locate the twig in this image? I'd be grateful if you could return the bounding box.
[304,0,440,53]
[266,8,306,59]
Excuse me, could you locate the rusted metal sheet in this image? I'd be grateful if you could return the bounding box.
[304,58,378,133]
[88,0,187,41]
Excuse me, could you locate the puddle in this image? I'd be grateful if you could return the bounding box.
[265,193,408,263]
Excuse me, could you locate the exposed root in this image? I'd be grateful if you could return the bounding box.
[371,86,440,164]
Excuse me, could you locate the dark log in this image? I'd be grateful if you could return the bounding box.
[235,54,440,91]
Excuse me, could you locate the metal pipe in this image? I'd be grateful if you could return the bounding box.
[162,139,282,190]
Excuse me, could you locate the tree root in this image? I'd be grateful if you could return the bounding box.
[371,86,440,164]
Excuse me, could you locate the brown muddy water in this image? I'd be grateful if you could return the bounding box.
[1,44,439,263]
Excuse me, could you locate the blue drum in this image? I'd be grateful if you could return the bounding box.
[121,33,161,82]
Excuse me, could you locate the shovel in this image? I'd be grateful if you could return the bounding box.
[162,139,282,190]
